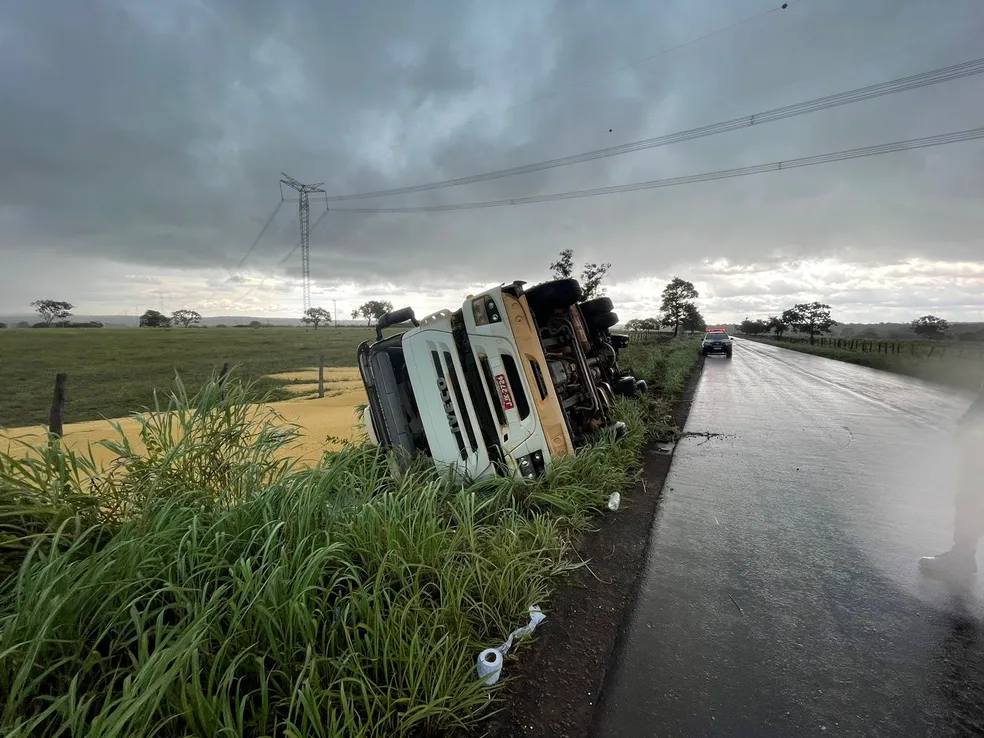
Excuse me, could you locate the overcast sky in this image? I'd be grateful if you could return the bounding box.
[2,0,983,324]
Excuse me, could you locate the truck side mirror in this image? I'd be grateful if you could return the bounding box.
[376,307,419,341]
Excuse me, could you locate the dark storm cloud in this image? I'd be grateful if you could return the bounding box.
[1,0,983,301]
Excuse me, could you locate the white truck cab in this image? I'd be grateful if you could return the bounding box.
[358,297,566,481]
[460,283,575,477]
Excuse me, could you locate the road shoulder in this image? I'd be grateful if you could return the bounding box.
[469,354,705,738]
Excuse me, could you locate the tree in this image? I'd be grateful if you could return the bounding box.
[659,277,699,337]
[782,302,837,345]
[351,300,394,326]
[550,249,575,279]
[625,317,661,331]
[139,309,171,328]
[302,306,332,329]
[31,299,74,327]
[549,248,611,300]
[910,315,949,340]
[171,309,202,328]
[739,318,769,335]
[579,260,611,301]
[680,303,707,333]
[767,315,786,339]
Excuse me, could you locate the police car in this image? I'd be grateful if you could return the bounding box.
[702,328,733,358]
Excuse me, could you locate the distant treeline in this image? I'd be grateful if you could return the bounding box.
[31,321,105,329]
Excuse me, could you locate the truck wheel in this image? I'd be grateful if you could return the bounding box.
[590,311,619,330]
[524,278,583,314]
[579,297,614,320]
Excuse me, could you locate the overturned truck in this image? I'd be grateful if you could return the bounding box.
[356,278,646,481]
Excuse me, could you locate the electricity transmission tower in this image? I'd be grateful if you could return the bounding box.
[279,173,327,312]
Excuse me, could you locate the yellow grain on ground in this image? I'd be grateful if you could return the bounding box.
[1,368,368,470]
[269,367,363,398]
[267,367,360,383]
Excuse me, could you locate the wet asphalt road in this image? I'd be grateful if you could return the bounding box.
[595,339,984,737]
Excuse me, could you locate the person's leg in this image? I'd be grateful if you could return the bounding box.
[920,449,983,579]
[953,483,984,551]
[920,390,984,578]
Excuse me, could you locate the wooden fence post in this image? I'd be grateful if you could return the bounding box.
[319,354,325,398]
[49,373,67,439]
[218,362,231,399]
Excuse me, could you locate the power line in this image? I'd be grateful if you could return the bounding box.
[325,56,984,202]
[324,127,984,213]
[226,128,983,308]
[234,209,330,305]
[235,199,284,270]
[185,198,287,312]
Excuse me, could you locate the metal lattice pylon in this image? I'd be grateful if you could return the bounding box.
[280,173,326,312]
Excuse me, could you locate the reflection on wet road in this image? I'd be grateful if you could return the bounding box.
[595,339,984,737]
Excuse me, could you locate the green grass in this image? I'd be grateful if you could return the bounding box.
[0,340,702,737]
[0,327,375,429]
[620,337,703,439]
[748,337,984,392]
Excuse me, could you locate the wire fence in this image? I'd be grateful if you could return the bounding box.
[754,335,984,361]
[626,331,685,343]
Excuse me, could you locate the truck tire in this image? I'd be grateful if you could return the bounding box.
[579,297,614,320]
[614,376,637,397]
[524,278,583,315]
[590,311,619,330]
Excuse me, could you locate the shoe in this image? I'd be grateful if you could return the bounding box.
[918,546,978,580]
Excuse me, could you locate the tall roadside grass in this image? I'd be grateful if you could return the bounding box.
[0,342,700,737]
[620,337,703,439]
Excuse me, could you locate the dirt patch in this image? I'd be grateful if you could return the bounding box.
[464,355,704,738]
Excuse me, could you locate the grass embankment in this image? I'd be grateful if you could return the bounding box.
[748,338,984,392]
[0,327,375,428]
[0,339,701,737]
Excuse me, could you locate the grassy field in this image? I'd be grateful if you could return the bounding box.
[0,338,702,737]
[747,337,984,392]
[0,327,375,429]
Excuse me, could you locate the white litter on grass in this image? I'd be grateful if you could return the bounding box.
[476,648,503,685]
[475,605,546,685]
[607,491,621,511]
